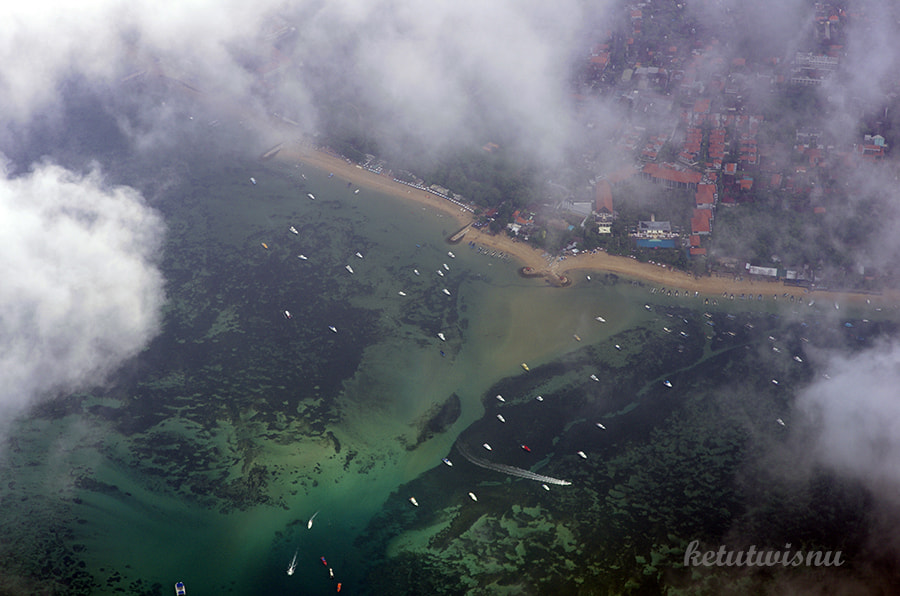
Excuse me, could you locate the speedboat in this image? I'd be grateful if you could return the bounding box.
[644,304,651,310]
[298,254,308,260]
[261,242,269,250]
[521,363,529,371]
[573,334,581,341]
[614,344,621,350]
[541,484,550,491]
[577,451,587,459]
[354,188,360,194]
[496,414,506,423]
[442,458,453,467]
[355,252,364,259]
[776,418,785,426]
[175,582,186,596]
[596,422,606,430]
[663,380,672,387]
[307,193,316,200]
[520,444,531,452]
[413,269,420,276]
[321,557,328,566]
[443,263,450,271]
[398,291,407,296]
[468,492,477,501]
[329,568,334,578]
[448,251,456,258]
[287,550,298,575]
[586,275,591,281]
[249,177,257,185]
[495,395,505,402]
[437,332,446,341]
[793,355,803,363]
[482,443,492,451]
[328,326,337,333]
[590,374,599,382]
[307,511,319,530]
[595,316,606,323]
[409,497,419,507]
[442,288,451,296]
[283,310,292,319]
[289,226,299,235]
[345,264,354,274]
[535,395,543,402]
[436,269,444,277]
[771,379,779,385]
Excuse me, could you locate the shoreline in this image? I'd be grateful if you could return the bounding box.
[274,143,897,306]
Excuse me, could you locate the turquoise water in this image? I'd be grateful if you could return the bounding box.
[1,157,893,595]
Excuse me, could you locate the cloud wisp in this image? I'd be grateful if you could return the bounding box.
[0,161,165,425]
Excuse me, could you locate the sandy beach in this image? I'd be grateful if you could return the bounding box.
[276,143,897,305]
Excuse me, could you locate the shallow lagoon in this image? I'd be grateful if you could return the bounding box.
[1,157,893,594]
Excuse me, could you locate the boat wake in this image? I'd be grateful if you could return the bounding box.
[456,443,572,486]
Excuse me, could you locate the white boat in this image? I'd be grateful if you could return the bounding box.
[586,275,591,281]
[307,193,316,200]
[541,484,550,491]
[596,422,606,430]
[468,492,477,501]
[495,394,505,402]
[496,414,506,423]
[354,188,360,194]
[355,251,364,259]
[437,332,446,341]
[329,568,334,578]
[443,263,450,271]
[175,582,186,595]
[595,316,606,323]
[345,264,354,274]
[614,344,621,350]
[577,451,587,459]
[250,177,256,185]
[413,269,420,276]
[436,269,444,277]
[448,251,456,258]
[442,457,453,467]
[573,334,581,341]
[482,443,492,451]
[409,497,419,507]
[307,511,319,530]
[287,550,298,576]
[298,254,308,260]
[398,291,407,296]
[289,226,299,235]
[328,326,337,333]
[776,418,786,426]
[535,395,543,402]
[663,380,672,387]
[793,355,803,362]
[771,379,779,385]
[590,374,599,382]
[283,310,292,319]
[442,288,451,296]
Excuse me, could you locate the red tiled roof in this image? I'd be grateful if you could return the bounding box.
[595,180,613,214]
[642,163,702,185]
[695,183,716,205]
[690,247,707,256]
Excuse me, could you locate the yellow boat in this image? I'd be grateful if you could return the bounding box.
[521,363,530,372]
[261,242,269,249]
[573,334,581,342]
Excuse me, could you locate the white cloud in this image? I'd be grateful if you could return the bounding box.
[795,342,900,497]
[0,161,165,420]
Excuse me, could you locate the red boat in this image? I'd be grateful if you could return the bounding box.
[321,556,328,566]
[520,444,531,452]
